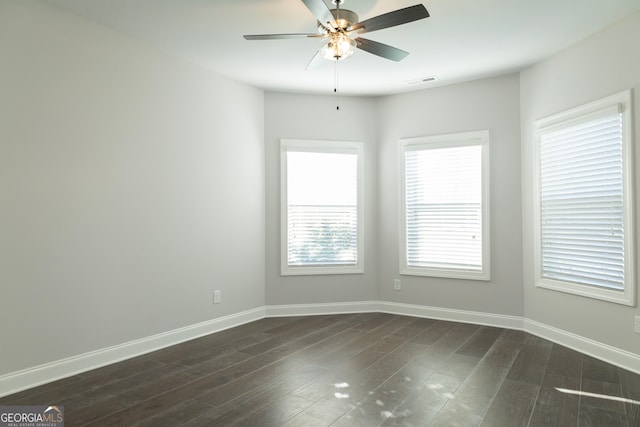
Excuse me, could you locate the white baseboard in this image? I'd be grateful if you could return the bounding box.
[3,302,638,398]
[377,301,525,330]
[524,319,640,375]
[0,307,265,398]
[264,301,523,330]
[265,301,379,317]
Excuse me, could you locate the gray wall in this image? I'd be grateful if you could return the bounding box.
[520,12,640,355]
[264,93,378,305]
[0,1,265,375]
[377,74,524,316]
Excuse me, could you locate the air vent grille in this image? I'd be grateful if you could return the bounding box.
[406,76,437,85]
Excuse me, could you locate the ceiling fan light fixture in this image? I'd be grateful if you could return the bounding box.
[320,33,356,61]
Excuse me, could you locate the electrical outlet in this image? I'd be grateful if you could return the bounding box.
[635,316,640,334]
[213,290,221,304]
[394,279,401,291]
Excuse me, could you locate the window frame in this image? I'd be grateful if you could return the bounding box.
[533,89,635,306]
[399,130,491,281]
[280,139,364,276]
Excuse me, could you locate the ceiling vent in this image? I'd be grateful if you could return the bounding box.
[406,76,437,85]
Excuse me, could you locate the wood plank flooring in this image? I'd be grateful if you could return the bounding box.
[1,313,639,426]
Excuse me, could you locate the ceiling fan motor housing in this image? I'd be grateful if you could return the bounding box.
[317,9,359,33]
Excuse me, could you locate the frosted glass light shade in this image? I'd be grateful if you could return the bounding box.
[320,34,356,60]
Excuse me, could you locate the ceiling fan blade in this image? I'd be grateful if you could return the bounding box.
[305,50,325,70]
[300,0,338,30]
[243,33,320,40]
[355,37,409,61]
[350,4,429,34]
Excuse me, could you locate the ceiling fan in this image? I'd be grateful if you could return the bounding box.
[243,0,430,67]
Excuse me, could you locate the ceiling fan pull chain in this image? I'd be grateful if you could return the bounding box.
[334,59,340,110]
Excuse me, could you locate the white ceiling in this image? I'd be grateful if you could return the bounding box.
[43,0,640,96]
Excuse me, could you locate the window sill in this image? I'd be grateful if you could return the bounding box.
[281,265,364,276]
[536,278,634,306]
[401,266,490,281]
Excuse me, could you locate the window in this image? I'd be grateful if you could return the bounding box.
[281,139,363,275]
[534,90,634,305]
[400,131,490,280]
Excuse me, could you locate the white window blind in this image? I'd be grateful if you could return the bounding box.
[281,140,363,275]
[400,131,490,280]
[534,89,634,306]
[539,110,624,290]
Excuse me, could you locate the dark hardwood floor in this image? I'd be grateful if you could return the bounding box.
[1,313,639,426]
